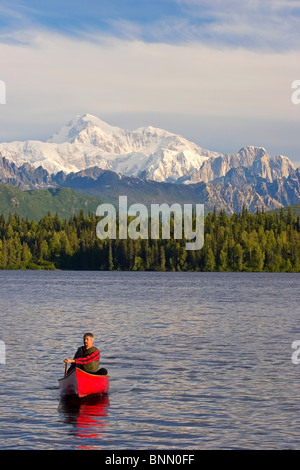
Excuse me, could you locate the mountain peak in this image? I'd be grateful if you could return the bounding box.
[47,113,124,144]
[237,146,268,158]
[134,125,172,138]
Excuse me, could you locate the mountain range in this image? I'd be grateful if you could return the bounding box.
[0,113,221,182]
[0,113,299,215]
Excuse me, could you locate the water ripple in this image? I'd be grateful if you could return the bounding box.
[0,271,299,449]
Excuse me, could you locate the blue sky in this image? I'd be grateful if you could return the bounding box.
[0,0,299,164]
[1,0,300,49]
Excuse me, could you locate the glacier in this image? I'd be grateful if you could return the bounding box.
[0,113,222,182]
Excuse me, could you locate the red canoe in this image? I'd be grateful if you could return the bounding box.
[59,367,109,398]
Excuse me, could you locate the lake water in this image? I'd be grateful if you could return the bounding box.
[0,270,299,450]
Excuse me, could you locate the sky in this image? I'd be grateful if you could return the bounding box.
[0,0,299,165]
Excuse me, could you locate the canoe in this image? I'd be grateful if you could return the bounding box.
[59,367,109,398]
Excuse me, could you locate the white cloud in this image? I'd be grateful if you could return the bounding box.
[174,0,300,50]
[0,29,299,162]
[1,30,299,112]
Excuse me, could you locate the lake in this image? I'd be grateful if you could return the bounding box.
[0,270,299,450]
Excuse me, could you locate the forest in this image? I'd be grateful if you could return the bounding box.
[0,207,299,272]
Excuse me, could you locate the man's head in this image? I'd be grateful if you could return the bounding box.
[83,332,94,349]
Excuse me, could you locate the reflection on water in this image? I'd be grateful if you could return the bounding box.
[58,394,110,443]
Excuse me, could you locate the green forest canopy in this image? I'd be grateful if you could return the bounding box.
[0,207,299,272]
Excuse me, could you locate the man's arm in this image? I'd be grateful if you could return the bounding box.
[64,347,83,364]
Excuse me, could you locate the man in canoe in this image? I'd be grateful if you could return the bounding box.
[64,332,105,374]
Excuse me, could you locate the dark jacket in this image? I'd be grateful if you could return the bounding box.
[74,346,100,373]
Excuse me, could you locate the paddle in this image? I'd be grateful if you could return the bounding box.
[64,362,68,377]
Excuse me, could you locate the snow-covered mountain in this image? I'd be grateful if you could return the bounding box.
[184,146,295,184]
[0,113,296,188]
[0,113,221,182]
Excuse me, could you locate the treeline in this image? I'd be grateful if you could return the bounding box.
[0,208,299,272]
